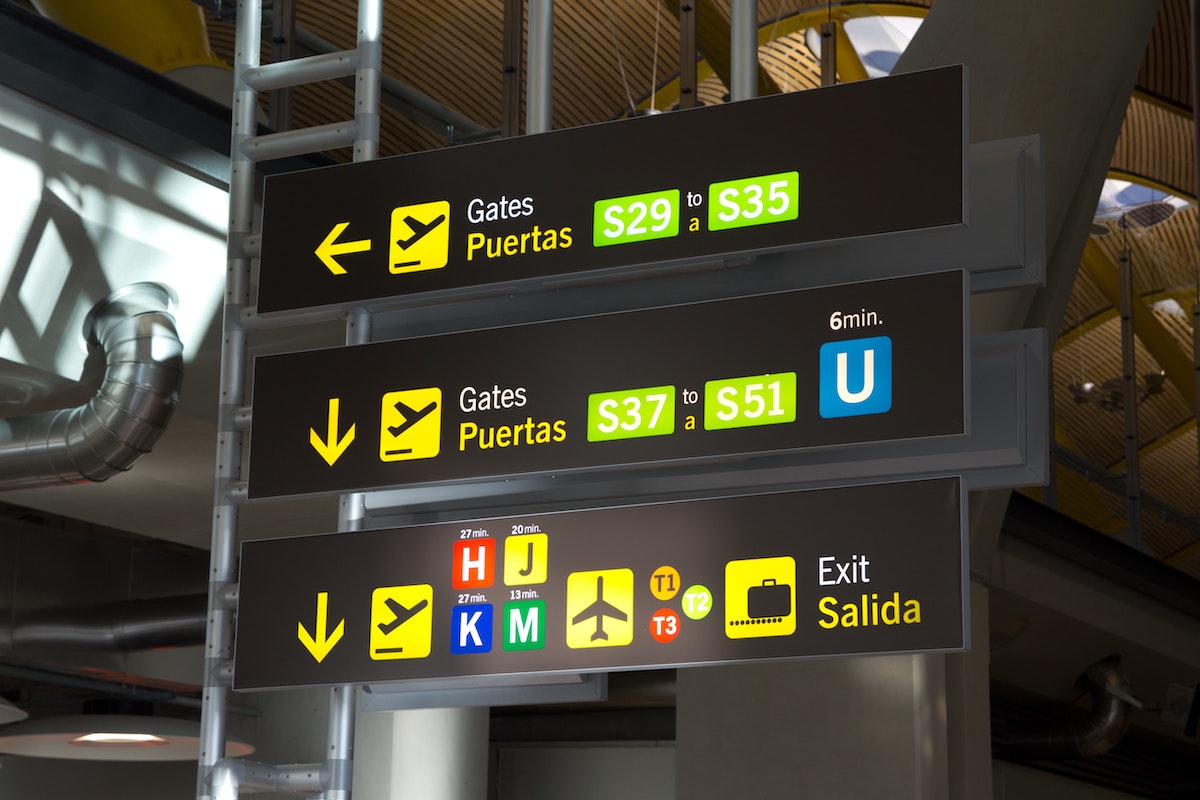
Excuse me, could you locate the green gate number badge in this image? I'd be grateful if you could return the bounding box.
[704,373,797,431]
[707,171,799,232]
[587,385,676,441]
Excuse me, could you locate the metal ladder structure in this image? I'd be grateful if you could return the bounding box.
[192,1,701,795]
[195,1,557,795]
[197,1,383,797]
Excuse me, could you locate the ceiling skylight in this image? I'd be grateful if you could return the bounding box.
[1094,178,1191,224]
[843,16,923,78]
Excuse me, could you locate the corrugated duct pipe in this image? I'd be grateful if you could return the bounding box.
[0,283,183,490]
[10,594,207,651]
[1006,654,1140,760]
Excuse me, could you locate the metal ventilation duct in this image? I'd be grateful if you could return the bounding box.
[1005,655,1139,760]
[10,594,208,652]
[0,283,183,490]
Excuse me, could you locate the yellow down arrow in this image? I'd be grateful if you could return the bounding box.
[298,591,345,663]
[310,398,355,466]
[315,222,372,275]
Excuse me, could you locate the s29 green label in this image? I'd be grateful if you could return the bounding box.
[707,171,799,232]
[593,189,681,247]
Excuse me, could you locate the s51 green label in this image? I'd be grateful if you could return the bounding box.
[704,373,797,430]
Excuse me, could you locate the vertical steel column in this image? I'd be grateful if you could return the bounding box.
[1194,302,1200,513]
[353,0,382,162]
[330,3,383,794]
[502,0,524,137]
[678,2,697,109]
[1044,359,1058,508]
[1119,247,1143,550]
[819,21,837,86]
[1192,0,1200,513]
[730,0,757,101]
[526,0,553,133]
[325,684,357,800]
[197,1,261,798]
[268,0,295,132]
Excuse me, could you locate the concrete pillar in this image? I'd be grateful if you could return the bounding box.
[895,0,1161,337]
[675,2,1159,798]
[677,655,951,799]
[352,705,489,800]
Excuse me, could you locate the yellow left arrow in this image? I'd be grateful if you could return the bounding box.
[316,222,372,275]
[297,591,345,663]
[310,398,355,466]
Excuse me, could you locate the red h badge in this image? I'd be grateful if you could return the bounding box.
[453,539,495,589]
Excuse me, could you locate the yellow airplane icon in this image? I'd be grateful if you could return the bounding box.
[566,568,633,648]
[379,388,441,462]
[389,201,450,274]
[572,575,627,641]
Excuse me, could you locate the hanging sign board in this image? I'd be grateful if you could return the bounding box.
[233,477,967,690]
[246,270,967,500]
[256,66,965,314]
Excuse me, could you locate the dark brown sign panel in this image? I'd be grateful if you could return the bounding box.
[233,478,966,690]
[246,271,966,500]
[257,66,965,314]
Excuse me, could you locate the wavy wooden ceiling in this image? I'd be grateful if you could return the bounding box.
[22,0,1200,575]
[203,0,1200,581]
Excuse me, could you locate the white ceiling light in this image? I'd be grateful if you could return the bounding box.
[0,698,28,726]
[0,715,254,761]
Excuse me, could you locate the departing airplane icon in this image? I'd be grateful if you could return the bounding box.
[377,597,429,635]
[394,213,446,251]
[571,575,628,641]
[387,399,438,438]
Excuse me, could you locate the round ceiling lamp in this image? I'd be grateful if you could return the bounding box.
[0,698,28,726]
[0,715,254,761]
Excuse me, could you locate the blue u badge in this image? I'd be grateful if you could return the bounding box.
[819,336,892,418]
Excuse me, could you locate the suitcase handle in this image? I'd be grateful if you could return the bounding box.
[762,578,777,587]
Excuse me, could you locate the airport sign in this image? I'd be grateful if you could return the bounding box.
[246,270,967,499]
[256,66,965,314]
[233,477,967,689]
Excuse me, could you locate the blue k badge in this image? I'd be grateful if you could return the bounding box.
[819,336,892,418]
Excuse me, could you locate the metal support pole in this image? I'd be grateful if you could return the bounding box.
[1193,302,1200,514]
[1118,247,1143,550]
[339,308,372,538]
[324,685,357,800]
[354,0,383,161]
[678,2,697,109]
[819,20,837,86]
[267,0,295,131]
[328,4,381,796]
[1191,0,1200,519]
[730,0,757,101]
[502,0,524,137]
[197,1,260,798]
[1045,357,1058,509]
[526,0,553,133]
